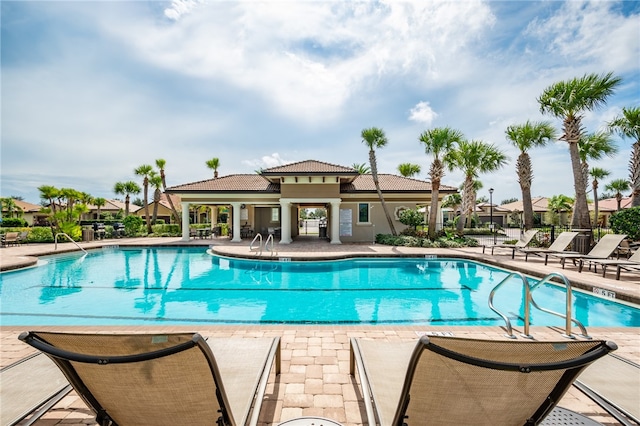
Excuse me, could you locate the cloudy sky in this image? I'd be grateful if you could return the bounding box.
[2,0,639,205]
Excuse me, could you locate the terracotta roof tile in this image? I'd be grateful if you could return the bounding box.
[261,160,357,175]
[342,174,457,192]
[167,174,278,192]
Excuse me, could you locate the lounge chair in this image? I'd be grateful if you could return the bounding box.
[574,353,640,425]
[616,261,640,280]
[1,352,72,426]
[545,234,627,270]
[19,331,281,426]
[350,335,616,426]
[580,247,640,278]
[486,229,539,259]
[1,231,20,247]
[517,231,579,263]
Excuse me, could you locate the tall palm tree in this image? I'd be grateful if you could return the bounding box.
[538,72,622,228]
[578,131,618,194]
[608,107,640,206]
[206,158,220,178]
[419,127,464,238]
[113,181,141,216]
[93,197,107,220]
[589,168,610,226]
[351,163,370,174]
[156,158,181,226]
[135,164,154,233]
[149,173,164,225]
[605,178,631,211]
[449,140,508,232]
[397,163,421,178]
[505,121,557,230]
[361,127,396,236]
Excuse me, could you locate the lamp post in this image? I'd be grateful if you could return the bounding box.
[489,188,495,244]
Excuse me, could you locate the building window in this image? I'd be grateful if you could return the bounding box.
[271,207,279,222]
[358,203,370,223]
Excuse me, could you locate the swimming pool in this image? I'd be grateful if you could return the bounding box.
[1,247,638,326]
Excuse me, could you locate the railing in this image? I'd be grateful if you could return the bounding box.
[54,233,87,255]
[249,233,263,255]
[264,234,277,257]
[489,271,590,339]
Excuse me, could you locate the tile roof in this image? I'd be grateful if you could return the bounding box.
[341,174,456,192]
[261,160,358,175]
[593,197,633,212]
[500,196,550,212]
[11,199,42,213]
[167,174,279,192]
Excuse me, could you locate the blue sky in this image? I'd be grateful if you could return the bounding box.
[2,0,639,205]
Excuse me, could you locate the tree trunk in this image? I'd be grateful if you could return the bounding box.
[370,150,396,236]
[517,152,534,230]
[428,160,443,239]
[160,170,182,227]
[593,181,600,226]
[631,142,640,207]
[143,179,152,233]
[569,141,591,228]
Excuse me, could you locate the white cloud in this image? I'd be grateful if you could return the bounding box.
[164,0,205,21]
[408,102,438,125]
[242,153,292,170]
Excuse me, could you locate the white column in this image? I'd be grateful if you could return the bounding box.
[280,200,292,244]
[231,202,242,242]
[330,200,341,244]
[181,202,190,241]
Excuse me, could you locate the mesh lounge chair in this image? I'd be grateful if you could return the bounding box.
[19,332,281,426]
[545,234,627,270]
[579,246,640,278]
[517,231,579,263]
[1,352,72,426]
[486,229,539,259]
[350,335,616,426]
[574,354,640,425]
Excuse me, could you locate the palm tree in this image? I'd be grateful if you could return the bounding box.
[547,194,574,226]
[608,107,640,206]
[0,197,22,219]
[419,127,464,238]
[397,163,421,178]
[538,72,622,228]
[605,178,631,211]
[361,127,396,236]
[206,158,220,178]
[351,163,370,174]
[505,120,557,230]
[93,197,107,220]
[156,158,181,226]
[38,185,60,219]
[578,131,618,195]
[135,164,154,233]
[589,167,610,226]
[448,140,508,232]
[150,173,163,225]
[113,181,141,216]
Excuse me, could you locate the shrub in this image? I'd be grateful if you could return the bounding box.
[1,217,28,227]
[123,215,144,237]
[610,207,640,241]
[27,227,54,243]
[151,223,181,236]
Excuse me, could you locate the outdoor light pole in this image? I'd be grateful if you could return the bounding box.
[489,188,495,244]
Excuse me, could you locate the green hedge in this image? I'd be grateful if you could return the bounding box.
[610,207,640,241]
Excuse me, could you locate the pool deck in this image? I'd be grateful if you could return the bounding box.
[2,236,639,426]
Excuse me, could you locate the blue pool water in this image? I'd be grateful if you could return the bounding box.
[1,247,638,326]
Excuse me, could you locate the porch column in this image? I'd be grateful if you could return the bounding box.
[181,202,190,241]
[280,200,292,244]
[231,202,242,242]
[330,200,341,244]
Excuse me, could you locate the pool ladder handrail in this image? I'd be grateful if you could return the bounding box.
[488,271,590,340]
[249,233,277,257]
[249,233,263,255]
[54,232,87,255]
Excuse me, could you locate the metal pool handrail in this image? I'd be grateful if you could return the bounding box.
[55,233,87,255]
[488,271,590,339]
[250,233,263,255]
